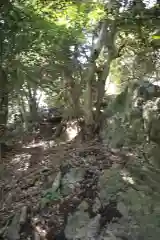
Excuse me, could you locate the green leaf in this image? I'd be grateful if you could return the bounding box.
[152,35,160,39]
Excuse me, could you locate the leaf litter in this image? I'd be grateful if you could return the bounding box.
[0,137,128,240]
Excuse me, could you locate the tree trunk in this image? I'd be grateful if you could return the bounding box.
[82,19,119,138]
[83,20,109,127]
[27,84,38,123]
[17,96,28,130]
[63,69,81,119]
[95,59,112,122]
[0,68,9,160]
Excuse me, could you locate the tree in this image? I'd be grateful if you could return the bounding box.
[1,0,159,144]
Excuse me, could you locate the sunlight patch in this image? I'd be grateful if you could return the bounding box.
[44,140,56,149]
[11,153,31,171]
[18,161,30,171]
[23,140,56,150]
[22,140,39,148]
[32,217,47,238]
[35,225,47,238]
[11,153,31,164]
[66,121,80,141]
[120,169,135,185]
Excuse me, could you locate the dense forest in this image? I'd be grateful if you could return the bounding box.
[0,0,160,239]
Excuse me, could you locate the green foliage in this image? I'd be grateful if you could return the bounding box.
[110,59,122,84]
[41,188,61,207]
[1,1,160,239]
[1,0,159,113]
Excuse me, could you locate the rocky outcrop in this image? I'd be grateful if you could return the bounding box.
[142,98,160,143]
[55,162,135,240]
[108,80,160,145]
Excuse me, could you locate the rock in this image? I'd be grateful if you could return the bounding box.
[135,80,160,100]
[6,213,20,240]
[19,206,28,225]
[117,202,128,218]
[64,200,101,240]
[149,144,160,167]
[64,201,90,240]
[106,220,129,239]
[61,168,86,196]
[52,172,62,192]
[100,230,118,240]
[92,197,102,213]
[86,214,101,239]
[34,231,41,240]
[78,200,89,211]
[143,99,160,143]
[99,218,132,240]
[98,168,125,206]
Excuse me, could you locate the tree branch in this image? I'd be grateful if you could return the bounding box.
[116,42,126,58]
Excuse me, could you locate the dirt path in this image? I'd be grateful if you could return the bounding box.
[0,138,127,240]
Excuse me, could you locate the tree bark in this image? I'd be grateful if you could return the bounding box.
[27,84,38,123]
[95,59,112,122]
[17,95,29,130]
[83,20,109,126]
[82,19,119,137]
[63,69,81,119]
[0,68,9,160]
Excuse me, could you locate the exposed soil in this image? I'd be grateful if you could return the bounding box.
[0,133,129,240]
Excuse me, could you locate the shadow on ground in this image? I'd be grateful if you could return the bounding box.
[0,125,131,240]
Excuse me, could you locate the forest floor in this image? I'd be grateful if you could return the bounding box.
[0,130,130,240]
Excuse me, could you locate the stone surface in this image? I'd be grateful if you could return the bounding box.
[64,201,90,240]
[61,167,86,196]
[117,202,128,218]
[92,197,102,213]
[52,171,62,192]
[6,213,20,240]
[99,168,125,206]
[64,200,101,240]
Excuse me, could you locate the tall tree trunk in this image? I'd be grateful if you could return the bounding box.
[95,59,112,122]
[83,20,109,127]
[82,19,120,138]
[0,68,9,160]
[63,69,81,119]
[17,95,28,130]
[27,84,38,122]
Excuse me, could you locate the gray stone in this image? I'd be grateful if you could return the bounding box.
[142,99,160,143]
[64,201,90,240]
[92,197,102,213]
[61,168,86,196]
[117,202,128,218]
[65,200,101,240]
[86,214,101,239]
[6,213,20,240]
[99,230,119,240]
[99,168,125,205]
[149,144,160,167]
[52,171,62,192]
[78,200,89,211]
[98,218,132,240]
